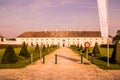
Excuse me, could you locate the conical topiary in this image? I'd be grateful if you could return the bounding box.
[42,45,48,56]
[34,44,40,53]
[92,42,100,57]
[19,42,30,58]
[1,45,18,64]
[79,44,83,51]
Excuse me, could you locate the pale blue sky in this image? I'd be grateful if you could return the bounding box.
[0,0,120,38]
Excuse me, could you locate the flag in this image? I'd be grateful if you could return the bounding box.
[97,0,108,38]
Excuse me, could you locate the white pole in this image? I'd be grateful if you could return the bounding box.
[106,0,109,67]
[107,38,109,66]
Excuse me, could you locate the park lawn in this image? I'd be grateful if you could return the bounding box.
[72,47,120,70]
[0,46,58,69]
[0,47,33,69]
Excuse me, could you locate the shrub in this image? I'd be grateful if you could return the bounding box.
[92,42,100,57]
[19,42,30,58]
[79,44,83,51]
[83,47,90,53]
[34,44,40,53]
[76,44,79,48]
[0,44,22,49]
[47,45,49,49]
[42,45,48,56]
[115,41,120,63]
[1,45,18,64]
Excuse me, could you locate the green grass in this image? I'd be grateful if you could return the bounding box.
[0,46,58,69]
[0,47,32,69]
[71,47,120,70]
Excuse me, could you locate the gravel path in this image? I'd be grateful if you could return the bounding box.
[0,47,120,80]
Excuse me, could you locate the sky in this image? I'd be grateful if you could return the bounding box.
[0,0,120,38]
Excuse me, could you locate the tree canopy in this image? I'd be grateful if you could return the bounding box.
[113,30,120,41]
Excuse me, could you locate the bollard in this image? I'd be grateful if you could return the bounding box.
[81,53,83,64]
[30,54,33,64]
[85,48,88,59]
[39,50,42,59]
[42,55,45,64]
[92,53,94,64]
[55,54,57,64]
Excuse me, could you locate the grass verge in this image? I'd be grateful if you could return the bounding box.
[70,47,120,70]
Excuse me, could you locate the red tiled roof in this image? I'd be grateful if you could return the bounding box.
[17,31,101,38]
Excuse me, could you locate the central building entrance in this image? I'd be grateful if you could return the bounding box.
[63,39,65,47]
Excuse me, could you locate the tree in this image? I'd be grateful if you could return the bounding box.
[47,45,49,49]
[92,42,100,57]
[111,41,120,63]
[79,44,83,51]
[113,30,120,41]
[76,44,79,48]
[116,41,120,63]
[19,42,30,58]
[1,45,18,64]
[117,30,120,35]
[34,44,40,53]
[110,42,117,63]
[42,45,48,56]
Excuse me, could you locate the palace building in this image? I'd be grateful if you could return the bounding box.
[16,31,107,47]
[0,34,6,42]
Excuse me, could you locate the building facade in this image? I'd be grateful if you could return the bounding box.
[16,31,107,47]
[0,34,6,42]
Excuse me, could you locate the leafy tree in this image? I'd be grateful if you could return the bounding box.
[19,42,30,58]
[1,45,18,64]
[113,30,120,41]
[113,35,120,41]
[34,44,40,53]
[117,30,120,35]
[92,42,100,57]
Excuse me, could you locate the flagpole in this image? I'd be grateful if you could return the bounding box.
[107,38,109,66]
[106,0,109,67]
[97,0,109,66]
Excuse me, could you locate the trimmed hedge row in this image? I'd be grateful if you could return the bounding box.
[100,44,115,48]
[0,44,22,49]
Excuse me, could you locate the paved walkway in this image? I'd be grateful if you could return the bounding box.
[0,47,119,80]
